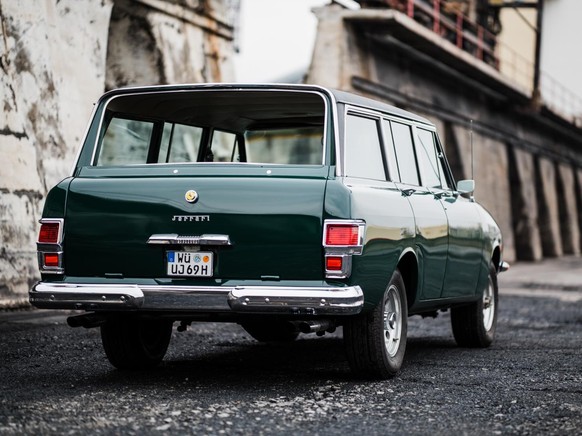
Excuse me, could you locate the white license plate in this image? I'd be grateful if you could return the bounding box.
[166,251,213,277]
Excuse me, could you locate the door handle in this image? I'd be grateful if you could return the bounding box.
[401,188,416,197]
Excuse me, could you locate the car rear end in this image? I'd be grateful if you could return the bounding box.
[30,85,364,321]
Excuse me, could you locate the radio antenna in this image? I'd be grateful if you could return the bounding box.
[470,119,474,180]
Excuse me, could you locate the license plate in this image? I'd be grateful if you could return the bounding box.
[166,251,213,277]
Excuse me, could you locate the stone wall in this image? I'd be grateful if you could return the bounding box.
[0,0,237,305]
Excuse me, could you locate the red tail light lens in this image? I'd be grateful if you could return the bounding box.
[325,225,359,246]
[39,222,60,243]
[44,253,60,267]
[326,256,343,271]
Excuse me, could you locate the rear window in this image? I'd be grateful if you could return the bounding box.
[94,90,327,166]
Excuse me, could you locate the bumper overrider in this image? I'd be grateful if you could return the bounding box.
[29,282,364,315]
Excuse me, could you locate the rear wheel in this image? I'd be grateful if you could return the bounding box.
[240,321,299,343]
[344,269,408,379]
[100,316,173,370]
[451,263,498,347]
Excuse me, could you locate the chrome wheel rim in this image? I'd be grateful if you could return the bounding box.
[482,277,495,331]
[383,285,402,358]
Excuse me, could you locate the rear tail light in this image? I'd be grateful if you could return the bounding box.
[325,256,344,271]
[325,225,360,246]
[37,219,64,275]
[39,222,60,243]
[323,220,365,279]
[43,253,60,267]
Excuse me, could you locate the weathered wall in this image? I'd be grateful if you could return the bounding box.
[0,0,114,304]
[106,0,236,88]
[306,5,582,263]
[0,0,237,305]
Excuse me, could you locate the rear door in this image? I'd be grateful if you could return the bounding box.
[389,120,449,301]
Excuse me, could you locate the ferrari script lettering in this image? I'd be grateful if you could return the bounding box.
[172,215,210,222]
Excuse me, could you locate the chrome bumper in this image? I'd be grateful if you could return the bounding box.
[29,282,364,315]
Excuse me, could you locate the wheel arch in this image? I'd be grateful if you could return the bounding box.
[491,244,501,273]
[397,248,418,310]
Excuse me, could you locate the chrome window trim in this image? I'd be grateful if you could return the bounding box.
[90,87,331,168]
[328,90,342,176]
[71,103,99,176]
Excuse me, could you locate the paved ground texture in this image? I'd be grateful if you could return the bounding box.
[0,257,581,435]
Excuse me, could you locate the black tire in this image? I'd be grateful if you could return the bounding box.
[344,269,408,379]
[100,316,173,370]
[451,263,498,347]
[240,321,299,343]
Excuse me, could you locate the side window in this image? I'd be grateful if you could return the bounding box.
[210,130,237,162]
[415,128,442,188]
[344,114,386,180]
[391,121,419,186]
[159,123,202,163]
[381,119,400,182]
[99,117,153,166]
[244,127,323,164]
[434,135,450,189]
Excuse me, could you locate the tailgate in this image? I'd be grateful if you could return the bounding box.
[64,171,327,280]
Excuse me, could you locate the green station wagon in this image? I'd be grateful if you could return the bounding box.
[30,84,507,378]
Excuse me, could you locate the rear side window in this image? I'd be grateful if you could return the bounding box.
[344,114,386,180]
[415,128,442,188]
[391,121,419,186]
[245,127,322,164]
[159,123,202,163]
[99,118,153,166]
[381,119,400,182]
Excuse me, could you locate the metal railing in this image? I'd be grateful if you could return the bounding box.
[384,0,582,124]
[402,0,498,67]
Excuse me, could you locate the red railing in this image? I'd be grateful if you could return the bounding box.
[391,0,582,123]
[402,0,499,68]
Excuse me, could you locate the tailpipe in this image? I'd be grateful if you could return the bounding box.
[67,313,107,329]
[295,320,336,336]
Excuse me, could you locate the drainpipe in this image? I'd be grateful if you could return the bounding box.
[532,0,544,109]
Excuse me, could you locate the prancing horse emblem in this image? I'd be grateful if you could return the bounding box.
[185,190,198,203]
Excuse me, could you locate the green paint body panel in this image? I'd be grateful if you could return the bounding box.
[65,166,328,281]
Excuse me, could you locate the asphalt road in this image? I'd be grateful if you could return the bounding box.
[1,260,581,435]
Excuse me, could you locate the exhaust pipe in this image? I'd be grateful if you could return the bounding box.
[67,313,107,329]
[295,320,336,335]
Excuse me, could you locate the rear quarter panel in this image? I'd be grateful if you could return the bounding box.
[332,177,416,310]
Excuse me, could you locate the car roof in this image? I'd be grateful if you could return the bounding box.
[328,88,432,125]
[98,83,433,126]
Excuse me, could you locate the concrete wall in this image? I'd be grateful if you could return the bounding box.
[306,5,582,264]
[0,0,114,305]
[0,0,237,305]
